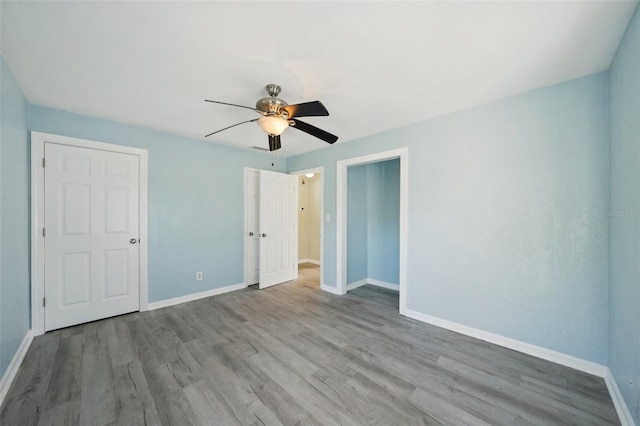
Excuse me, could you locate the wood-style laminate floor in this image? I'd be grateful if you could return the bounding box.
[1,264,620,425]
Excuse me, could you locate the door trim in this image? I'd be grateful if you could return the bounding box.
[243,167,259,286]
[336,148,408,314]
[30,131,149,336]
[290,167,324,286]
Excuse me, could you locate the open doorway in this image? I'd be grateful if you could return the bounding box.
[291,167,324,288]
[345,158,400,307]
[337,148,408,314]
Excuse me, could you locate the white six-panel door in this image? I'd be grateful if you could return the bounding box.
[44,142,140,331]
[258,170,298,289]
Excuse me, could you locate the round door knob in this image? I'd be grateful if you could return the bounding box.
[130,239,138,244]
[261,233,267,237]
[249,232,254,236]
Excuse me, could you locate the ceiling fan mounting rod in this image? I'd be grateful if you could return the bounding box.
[265,84,281,97]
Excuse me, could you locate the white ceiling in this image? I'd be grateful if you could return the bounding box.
[1,1,637,157]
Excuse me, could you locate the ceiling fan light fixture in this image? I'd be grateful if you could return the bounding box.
[257,115,289,136]
[205,84,338,150]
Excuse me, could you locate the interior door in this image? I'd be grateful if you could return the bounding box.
[44,142,140,331]
[245,169,260,285]
[259,170,298,289]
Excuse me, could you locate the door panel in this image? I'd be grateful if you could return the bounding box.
[259,170,297,289]
[60,252,91,305]
[105,186,130,233]
[104,249,129,298]
[44,142,140,331]
[62,184,91,235]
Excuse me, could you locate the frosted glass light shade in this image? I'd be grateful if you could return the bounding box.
[257,116,289,136]
[305,173,315,178]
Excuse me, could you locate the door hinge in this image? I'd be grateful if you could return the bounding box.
[43,297,46,307]
[42,158,46,168]
[42,227,46,237]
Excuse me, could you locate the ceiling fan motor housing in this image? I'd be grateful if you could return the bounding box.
[256,96,288,117]
[256,84,289,118]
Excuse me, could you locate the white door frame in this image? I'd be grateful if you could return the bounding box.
[290,167,325,286]
[30,131,149,336]
[336,148,408,314]
[243,167,259,286]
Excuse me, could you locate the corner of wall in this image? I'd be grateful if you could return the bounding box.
[0,53,31,380]
[607,3,640,424]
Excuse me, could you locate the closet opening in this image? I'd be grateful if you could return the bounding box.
[336,148,408,314]
[345,159,400,309]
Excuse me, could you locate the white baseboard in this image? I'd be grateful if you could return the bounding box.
[320,284,342,295]
[347,279,368,290]
[298,259,320,265]
[404,307,633,425]
[367,278,400,291]
[147,283,246,310]
[0,330,34,407]
[347,278,399,291]
[403,308,608,377]
[604,368,636,426]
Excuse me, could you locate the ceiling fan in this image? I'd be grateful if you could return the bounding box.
[204,84,338,151]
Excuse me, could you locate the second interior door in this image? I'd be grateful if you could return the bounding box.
[259,169,298,289]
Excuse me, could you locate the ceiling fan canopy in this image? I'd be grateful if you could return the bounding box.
[205,84,338,151]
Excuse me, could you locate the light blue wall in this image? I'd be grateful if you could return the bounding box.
[367,159,400,285]
[609,4,640,424]
[347,164,368,283]
[28,105,286,303]
[288,72,610,363]
[0,56,30,378]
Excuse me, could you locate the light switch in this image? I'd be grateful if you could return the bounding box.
[325,214,331,222]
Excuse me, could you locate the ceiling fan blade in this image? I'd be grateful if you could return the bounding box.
[204,118,258,138]
[204,99,258,112]
[291,119,338,144]
[268,135,281,151]
[284,101,329,118]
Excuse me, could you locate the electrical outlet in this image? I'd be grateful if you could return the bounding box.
[196,272,203,281]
